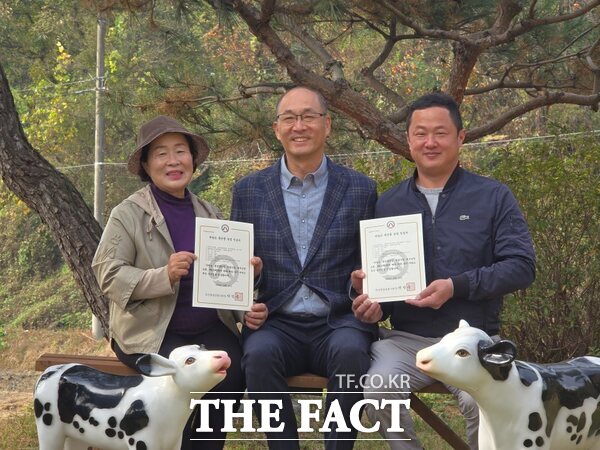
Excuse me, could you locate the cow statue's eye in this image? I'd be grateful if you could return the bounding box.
[185,357,196,365]
[456,349,470,357]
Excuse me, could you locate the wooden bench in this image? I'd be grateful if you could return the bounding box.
[35,353,468,449]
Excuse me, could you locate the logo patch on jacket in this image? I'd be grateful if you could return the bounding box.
[459,215,470,221]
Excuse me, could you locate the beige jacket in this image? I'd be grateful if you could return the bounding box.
[92,185,241,354]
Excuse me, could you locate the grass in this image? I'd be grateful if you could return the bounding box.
[0,328,466,449]
[0,327,112,372]
[0,269,91,330]
[0,405,37,450]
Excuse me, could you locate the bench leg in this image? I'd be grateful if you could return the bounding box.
[410,393,470,450]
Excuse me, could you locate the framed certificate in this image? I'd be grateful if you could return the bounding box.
[192,218,254,311]
[360,214,427,302]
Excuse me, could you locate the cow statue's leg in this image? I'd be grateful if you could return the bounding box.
[64,437,91,450]
[170,435,183,450]
[35,366,68,450]
[477,411,495,449]
[36,429,65,450]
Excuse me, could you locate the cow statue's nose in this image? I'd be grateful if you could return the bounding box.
[416,359,431,372]
[212,351,231,372]
[415,350,432,372]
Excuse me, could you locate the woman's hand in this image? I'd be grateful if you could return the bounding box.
[167,251,197,286]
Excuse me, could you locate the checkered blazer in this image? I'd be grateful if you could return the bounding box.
[231,157,377,334]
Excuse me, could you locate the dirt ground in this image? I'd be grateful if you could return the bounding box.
[0,328,113,422]
[0,370,38,421]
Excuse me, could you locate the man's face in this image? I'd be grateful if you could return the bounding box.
[273,87,331,162]
[407,106,465,180]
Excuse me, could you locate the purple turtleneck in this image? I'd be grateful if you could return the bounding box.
[150,184,219,335]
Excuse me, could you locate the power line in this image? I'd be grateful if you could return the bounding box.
[463,129,600,148]
[54,128,600,171]
[13,76,98,93]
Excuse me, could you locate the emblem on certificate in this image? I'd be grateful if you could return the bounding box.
[360,214,427,302]
[192,218,254,311]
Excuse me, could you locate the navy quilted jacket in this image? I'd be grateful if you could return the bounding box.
[376,166,536,337]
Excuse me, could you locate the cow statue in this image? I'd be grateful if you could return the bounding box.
[416,320,600,450]
[33,344,230,450]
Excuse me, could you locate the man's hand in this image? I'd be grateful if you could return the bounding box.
[351,269,365,295]
[244,302,268,330]
[405,278,454,309]
[167,251,197,286]
[251,256,263,278]
[352,293,383,323]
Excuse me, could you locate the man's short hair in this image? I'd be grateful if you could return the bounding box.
[275,86,328,116]
[406,92,463,133]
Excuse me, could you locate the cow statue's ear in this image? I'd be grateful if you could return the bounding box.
[478,340,517,366]
[477,340,517,381]
[136,353,178,377]
[458,319,470,328]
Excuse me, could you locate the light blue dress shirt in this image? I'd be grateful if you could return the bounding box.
[278,155,329,317]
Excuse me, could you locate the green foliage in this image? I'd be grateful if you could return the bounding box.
[0,326,6,351]
[0,185,63,279]
[469,136,600,361]
[0,256,88,330]
[353,153,414,194]
[193,158,274,216]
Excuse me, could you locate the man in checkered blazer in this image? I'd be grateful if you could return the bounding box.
[231,86,377,450]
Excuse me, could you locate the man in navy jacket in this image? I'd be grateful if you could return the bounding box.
[231,86,377,450]
[352,92,536,449]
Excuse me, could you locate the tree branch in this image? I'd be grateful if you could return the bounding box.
[466,92,600,141]
[360,17,406,108]
[275,12,345,80]
[233,0,410,157]
[465,80,576,95]
[260,0,275,22]
[377,0,466,43]
[0,62,109,334]
[556,23,600,57]
[483,0,600,48]
[490,0,523,35]
[447,41,483,103]
[585,35,600,108]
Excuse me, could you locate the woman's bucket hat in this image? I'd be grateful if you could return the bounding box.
[127,115,210,176]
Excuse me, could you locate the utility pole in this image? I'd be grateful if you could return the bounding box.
[92,11,107,340]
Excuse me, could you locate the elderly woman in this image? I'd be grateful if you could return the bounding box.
[92,115,267,450]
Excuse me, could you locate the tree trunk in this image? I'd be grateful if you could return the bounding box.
[0,62,109,335]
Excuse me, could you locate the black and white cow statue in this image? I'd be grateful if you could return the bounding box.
[416,320,600,450]
[33,344,230,450]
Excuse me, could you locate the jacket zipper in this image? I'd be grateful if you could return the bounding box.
[431,215,437,280]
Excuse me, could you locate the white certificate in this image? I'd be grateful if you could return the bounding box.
[360,214,427,302]
[192,218,253,311]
